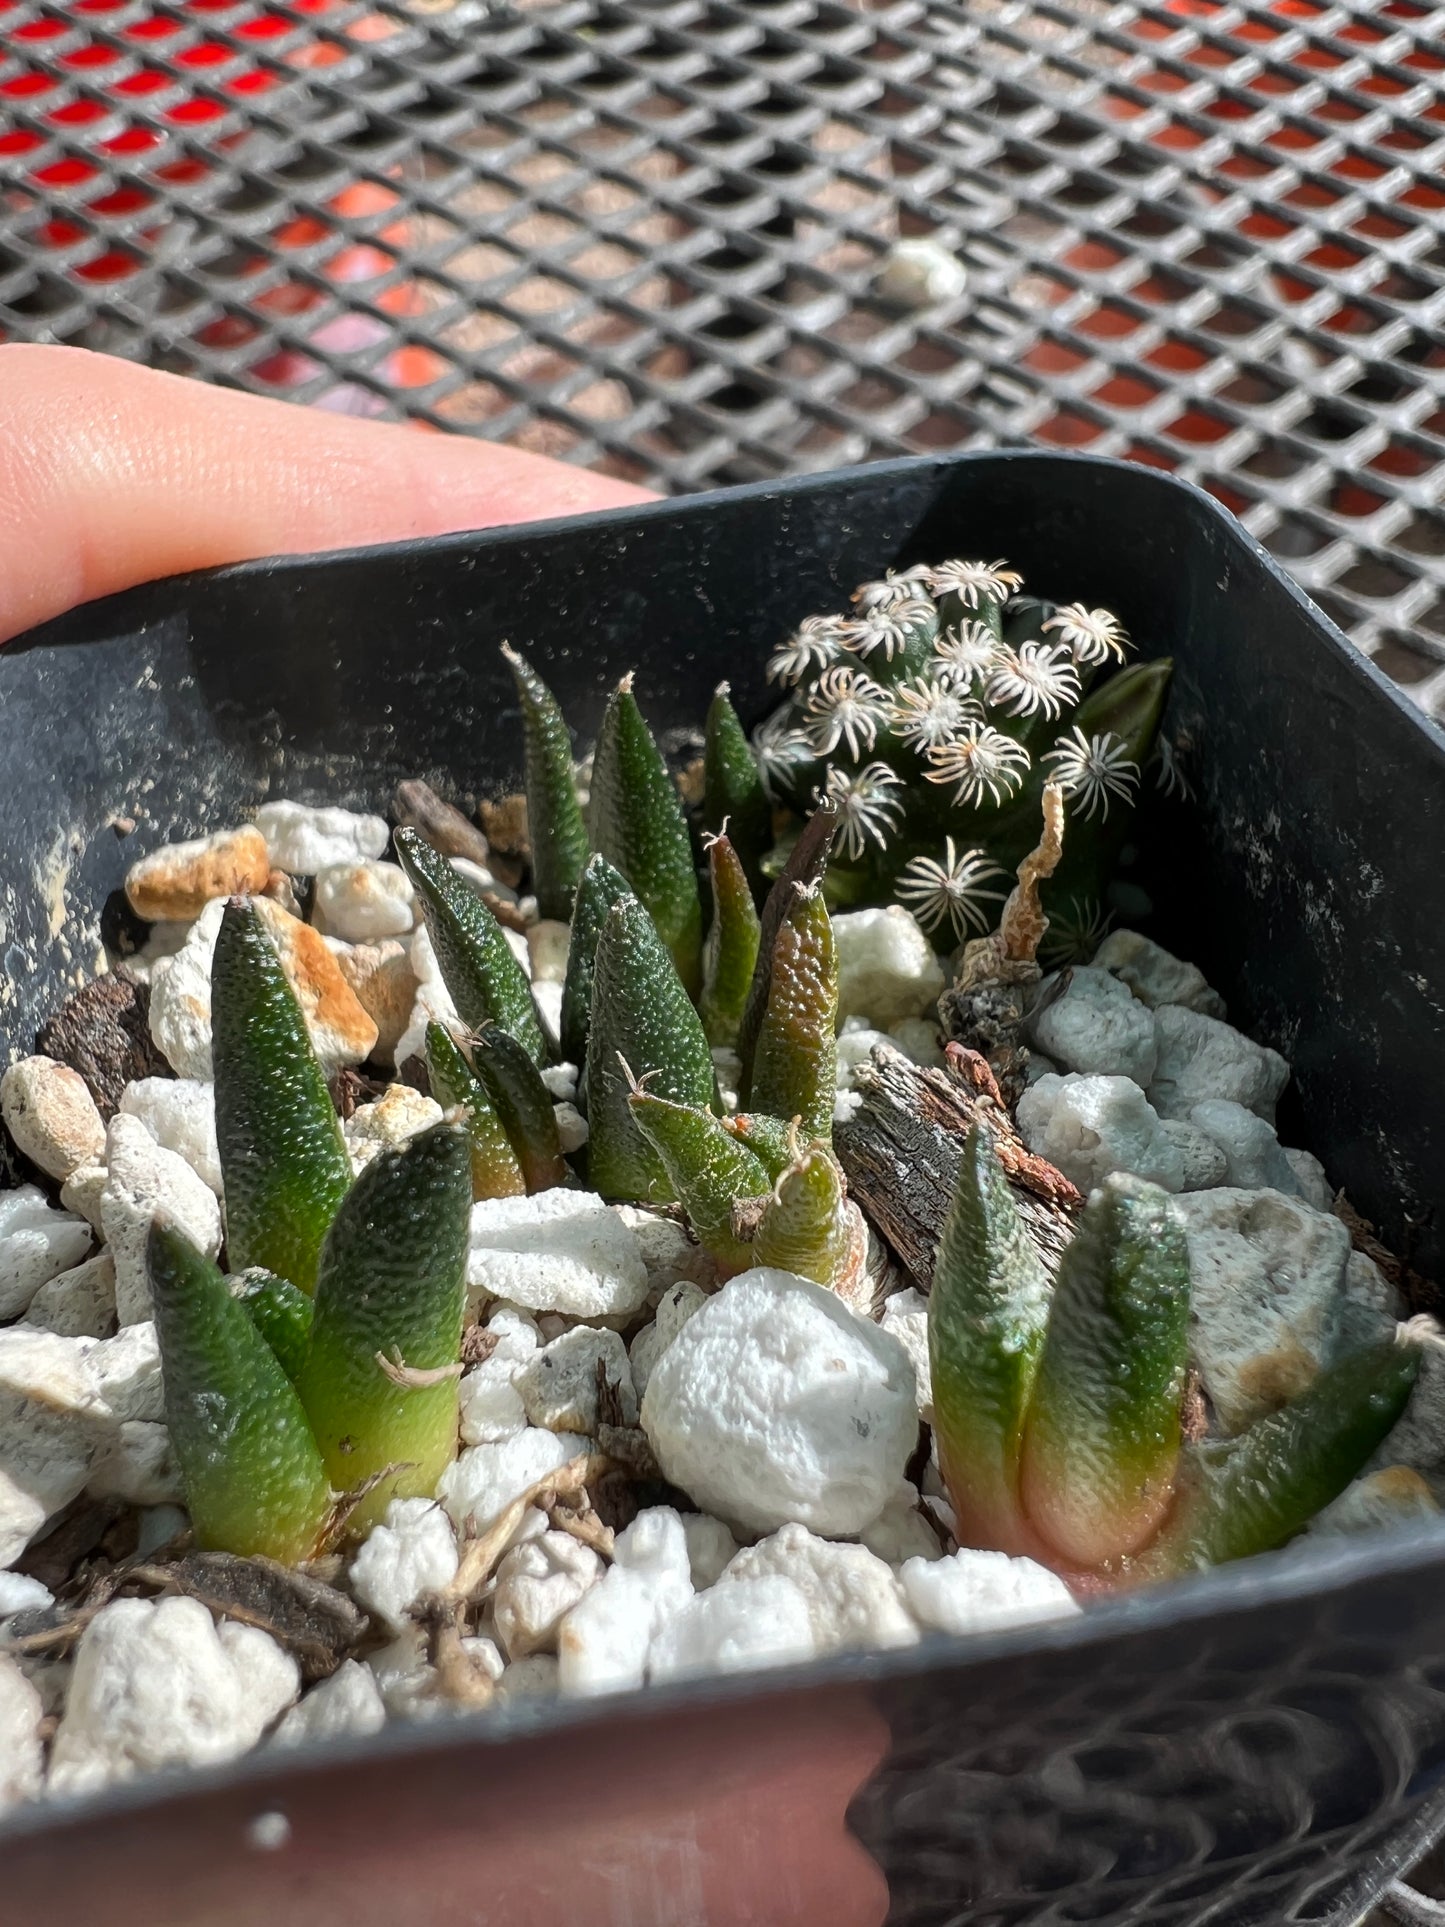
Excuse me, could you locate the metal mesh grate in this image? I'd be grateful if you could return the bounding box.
[1,0,1443,709]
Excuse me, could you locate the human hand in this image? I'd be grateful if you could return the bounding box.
[0,344,654,646]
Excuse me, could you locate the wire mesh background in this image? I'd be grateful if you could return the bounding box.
[0,0,1442,713]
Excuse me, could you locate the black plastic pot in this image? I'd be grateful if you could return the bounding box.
[3,452,1445,1927]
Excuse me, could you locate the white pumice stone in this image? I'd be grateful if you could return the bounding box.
[832,906,946,1027]
[1188,1099,1304,1196]
[59,1159,107,1234]
[101,1114,222,1325]
[878,1287,932,1423]
[553,1103,589,1155]
[1091,930,1226,1018]
[899,1549,1080,1637]
[875,236,968,308]
[348,1497,459,1637]
[0,1330,104,1565]
[0,1570,53,1620]
[1017,1074,1185,1195]
[253,801,389,875]
[836,1026,890,1089]
[1342,1250,1405,1354]
[720,1523,919,1653]
[556,1558,692,1697]
[1284,1146,1333,1212]
[860,1491,947,1567]
[333,939,417,1067]
[271,1660,388,1749]
[614,1207,717,1297]
[86,1420,182,1507]
[496,1654,561,1701]
[1,1057,106,1181]
[48,1597,299,1795]
[682,1512,739,1590]
[0,1655,44,1812]
[121,919,192,985]
[649,1575,818,1684]
[119,1077,222,1194]
[313,860,416,943]
[532,980,563,1052]
[541,1061,579,1103]
[365,1628,443,1722]
[1160,1119,1228,1192]
[493,1529,605,1658]
[1031,967,1158,1087]
[146,896,228,1078]
[833,1089,865,1126]
[710,1046,742,1114]
[1306,1466,1439,1538]
[526,920,571,985]
[90,1319,164,1423]
[124,825,271,924]
[613,1506,693,1582]
[458,1354,528,1447]
[436,1428,590,1538]
[449,855,502,896]
[344,1086,444,1171]
[502,926,532,978]
[641,1267,919,1538]
[0,1185,93,1319]
[517,1326,637,1435]
[467,1191,649,1319]
[629,1281,709,1401]
[1148,1005,1289,1124]
[887,1018,946,1069]
[1024,1052,1060,1087]
[1174,1187,1369,1436]
[485,1303,543,1361]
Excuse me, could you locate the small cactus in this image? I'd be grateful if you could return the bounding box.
[502,644,591,923]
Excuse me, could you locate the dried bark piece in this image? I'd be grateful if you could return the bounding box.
[37,975,173,1119]
[128,1551,369,1681]
[834,1041,1080,1290]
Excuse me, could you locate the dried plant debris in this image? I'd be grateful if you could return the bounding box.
[0,559,1436,1809]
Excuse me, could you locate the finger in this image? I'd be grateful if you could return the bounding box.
[0,345,655,644]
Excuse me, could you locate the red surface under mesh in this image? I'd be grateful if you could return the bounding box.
[0,0,1442,710]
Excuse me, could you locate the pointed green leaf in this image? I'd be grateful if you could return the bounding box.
[703,683,771,891]
[297,1122,471,1537]
[744,883,838,1143]
[589,675,703,997]
[752,1142,854,1290]
[560,852,632,1069]
[1139,1329,1421,1580]
[700,831,762,1050]
[928,1123,1052,1553]
[147,1221,331,1563]
[229,1267,313,1385]
[426,1021,527,1200]
[395,826,546,1065]
[502,643,590,921]
[1020,1174,1190,1567]
[628,1090,771,1275]
[585,895,719,1202]
[721,1111,798,1181]
[469,1024,568,1193]
[211,898,352,1295]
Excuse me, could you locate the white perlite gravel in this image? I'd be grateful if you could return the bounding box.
[467,1190,650,1319]
[641,1268,918,1537]
[0,1186,92,1321]
[899,1550,1080,1638]
[348,1498,459,1637]
[100,1113,222,1325]
[1031,968,1158,1088]
[253,800,389,875]
[832,906,945,1027]
[48,1596,299,1795]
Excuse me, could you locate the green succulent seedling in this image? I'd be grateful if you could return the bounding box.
[230,1267,314,1385]
[628,1087,772,1276]
[211,898,353,1294]
[148,1221,332,1564]
[426,1020,528,1200]
[468,1023,569,1194]
[703,683,771,894]
[502,643,591,922]
[751,1138,858,1293]
[699,829,762,1052]
[589,674,704,997]
[560,851,633,1069]
[585,893,719,1202]
[395,825,547,1066]
[297,1122,472,1537]
[743,882,838,1144]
